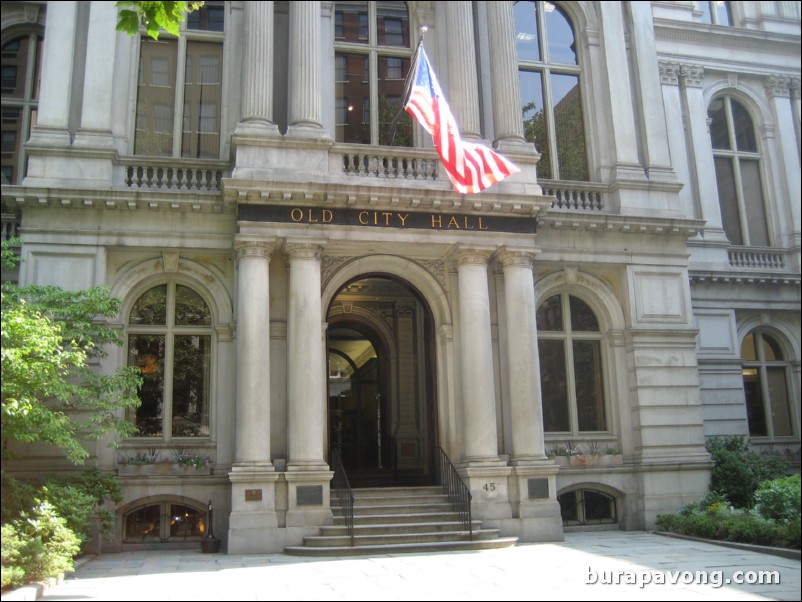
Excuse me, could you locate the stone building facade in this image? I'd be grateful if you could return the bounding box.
[1,1,799,553]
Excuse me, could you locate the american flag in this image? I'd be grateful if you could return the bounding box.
[404,48,519,194]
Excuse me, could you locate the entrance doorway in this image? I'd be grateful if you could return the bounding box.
[327,276,437,486]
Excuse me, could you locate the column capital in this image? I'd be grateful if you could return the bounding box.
[496,248,538,270]
[791,77,801,100]
[764,75,791,99]
[679,63,704,88]
[658,61,680,86]
[453,246,495,266]
[234,237,275,259]
[285,240,326,260]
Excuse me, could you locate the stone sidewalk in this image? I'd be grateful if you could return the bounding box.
[19,532,802,601]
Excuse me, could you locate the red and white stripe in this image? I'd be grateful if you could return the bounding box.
[405,49,519,195]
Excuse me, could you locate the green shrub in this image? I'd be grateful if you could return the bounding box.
[1,470,122,590]
[0,502,81,591]
[754,474,801,523]
[705,437,788,508]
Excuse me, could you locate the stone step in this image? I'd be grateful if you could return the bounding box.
[334,511,463,526]
[333,502,455,516]
[349,486,444,498]
[285,537,519,557]
[302,528,502,548]
[334,493,451,505]
[320,520,483,537]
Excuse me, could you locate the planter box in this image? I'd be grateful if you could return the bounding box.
[118,463,212,476]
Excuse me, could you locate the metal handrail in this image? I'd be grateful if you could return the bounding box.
[330,448,355,546]
[436,447,472,541]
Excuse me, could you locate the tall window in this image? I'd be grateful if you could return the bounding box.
[127,283,213,439]
[134,1,224,158]
[741,331,794,438]
[334,1,412,146]
[537,293,606,433]
[699,1,732,26]
[1,32,42,184]
[514,1,588,181]
[708,96,769,247]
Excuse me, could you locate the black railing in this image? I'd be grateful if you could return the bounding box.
[436,447,472,541]
[330,448,354,546]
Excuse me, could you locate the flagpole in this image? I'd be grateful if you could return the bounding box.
[386,26,427,146]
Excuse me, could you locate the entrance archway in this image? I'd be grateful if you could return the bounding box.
[327,275,437,486]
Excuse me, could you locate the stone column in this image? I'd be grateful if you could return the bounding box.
[74,1,118,147]
[456,248,500,464]
[680,64,727,239]
[626,2,673,176]
[486,1,529,151]
[228,237,279,554]
[237,1,279,134]
[286,241,328,471]
[498,250,547,464]
[659,61,695,218]
[28,0,77,146]
[288,1,326,137]
[597,1,641,175]
[765,76,801,246]
[446,2,481,140]
[233,238,274,468]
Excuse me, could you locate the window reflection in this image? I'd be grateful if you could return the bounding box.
[124,501,207,543]
[515,1,588,180]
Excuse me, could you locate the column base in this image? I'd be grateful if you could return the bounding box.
[227,468,281,554]
[504,464,564,542]
[72,128,116,149]
[234,120,281,137]
[286,123,331,140]
[459,465,513,521]
[283,470,334,546]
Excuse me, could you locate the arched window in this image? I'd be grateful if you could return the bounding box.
[537,293,606,433]
[708,96,769,247]
[558,488,617,526]
[334,1,413,146]
[514,1,588,181]
[741,331,794,438]
[123,499,207,543]
[127,282,213,439]
[1,32,43,184]
[134,1,225,158]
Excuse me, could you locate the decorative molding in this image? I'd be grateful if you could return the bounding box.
[764,75,791,99]
[658,61,680,86]
[234,239,273,260]
[417,259,447,290]
[285,242,325,261]
[321,255,354,284]
[791,77,801,100]
[679,63,704,88]
[162,251,180,273]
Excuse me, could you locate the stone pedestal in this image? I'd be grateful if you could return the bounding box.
[283,471,334,546]
[227,469,281,553]
[503,464,564,542]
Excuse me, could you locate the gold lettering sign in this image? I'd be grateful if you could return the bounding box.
[238,204,536,235]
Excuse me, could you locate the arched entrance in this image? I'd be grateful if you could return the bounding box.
[327,275,437,486]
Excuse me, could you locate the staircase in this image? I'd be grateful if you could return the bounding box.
[284,486,518,556]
